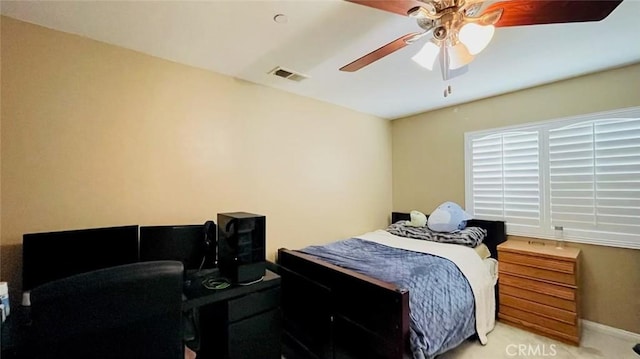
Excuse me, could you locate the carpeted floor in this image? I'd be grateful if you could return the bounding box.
[440,322,638,359]
[282,321,639,358]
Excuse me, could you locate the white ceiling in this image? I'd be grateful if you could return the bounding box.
[2,0,640,120]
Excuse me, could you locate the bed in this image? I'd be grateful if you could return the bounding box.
[275,212,506,359]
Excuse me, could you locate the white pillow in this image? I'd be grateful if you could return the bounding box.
[406,210,427,227]
[474,243,491,259]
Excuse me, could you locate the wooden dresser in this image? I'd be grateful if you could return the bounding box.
[497,239,581,345]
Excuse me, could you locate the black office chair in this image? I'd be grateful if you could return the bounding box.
[29,261,184,359]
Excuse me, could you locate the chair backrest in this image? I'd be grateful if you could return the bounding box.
[30,260,184,359]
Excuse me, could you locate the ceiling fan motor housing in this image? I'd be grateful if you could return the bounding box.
[417,18,435,30]
[433,26,448,40]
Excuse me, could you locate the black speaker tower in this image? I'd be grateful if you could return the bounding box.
[217,212,266,283]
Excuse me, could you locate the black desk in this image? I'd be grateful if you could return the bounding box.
[183,269,280,311]
[185,269,282,359]
[1,269,281,359]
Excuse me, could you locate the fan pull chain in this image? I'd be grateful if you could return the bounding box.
[444,85,452,98]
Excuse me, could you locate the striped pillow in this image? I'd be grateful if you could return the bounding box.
[386,221,487,247]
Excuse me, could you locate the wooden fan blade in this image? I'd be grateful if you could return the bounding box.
[340,32,421,72]
[484,0,623,27]
[346,0,425,17]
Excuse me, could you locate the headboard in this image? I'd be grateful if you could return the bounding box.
[391,212,506,260]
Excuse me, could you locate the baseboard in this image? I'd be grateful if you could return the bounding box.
[582,320,640,342]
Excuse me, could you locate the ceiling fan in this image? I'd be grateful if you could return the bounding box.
[340,0,623,81]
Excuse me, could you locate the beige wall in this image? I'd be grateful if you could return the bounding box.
[392,63,640,333]
[0,17,392,302]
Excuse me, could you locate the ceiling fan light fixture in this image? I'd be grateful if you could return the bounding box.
[459,22,495,55]
[447,42,474,70]
[411,41,440,71]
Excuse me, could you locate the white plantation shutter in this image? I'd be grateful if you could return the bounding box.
[549,118,640,243]
[548,122,596,228]
[470,131,541,232]
[466,106,640,249]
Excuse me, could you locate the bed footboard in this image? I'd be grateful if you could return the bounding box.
[277,249,410,359]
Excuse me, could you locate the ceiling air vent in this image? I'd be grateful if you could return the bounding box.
[268,66,309,82]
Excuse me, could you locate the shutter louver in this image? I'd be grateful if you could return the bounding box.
[595,119,640,235]
[549,118,640,236]
[471,132,540,228]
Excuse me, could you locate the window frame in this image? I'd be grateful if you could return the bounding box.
[465,106,640,250]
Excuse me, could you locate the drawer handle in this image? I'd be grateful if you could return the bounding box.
[527,240,546,246]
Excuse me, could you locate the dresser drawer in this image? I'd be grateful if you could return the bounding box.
[499,306,578,337]
[499,274,576,301]
[500,262,576,286]
[500,284,576,312]
[500,251,575,274]
[500,294,577,325]
[228,286,280,322]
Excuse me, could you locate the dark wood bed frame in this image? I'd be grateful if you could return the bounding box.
[274,212,506,359]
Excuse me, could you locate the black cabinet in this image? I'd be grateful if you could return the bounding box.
[228,307,281,359]
[190,270,281,359]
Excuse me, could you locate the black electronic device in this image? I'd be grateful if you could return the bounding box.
[22,225,139,292]
[139,222,217,273]
[217,212,266,283]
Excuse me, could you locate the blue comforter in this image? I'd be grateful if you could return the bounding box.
[300,238,476,359]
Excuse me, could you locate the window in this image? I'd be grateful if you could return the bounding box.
[465,107,640,249]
